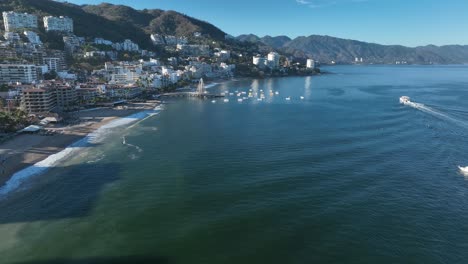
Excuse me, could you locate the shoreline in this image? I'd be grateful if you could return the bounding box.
[0,101,160,192]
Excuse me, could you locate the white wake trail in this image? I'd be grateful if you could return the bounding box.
[404,100,468,129]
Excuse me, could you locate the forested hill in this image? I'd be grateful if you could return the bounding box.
[0,0,226,50]
[237,34,468,64]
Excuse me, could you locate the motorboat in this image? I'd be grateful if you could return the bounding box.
[459,166,468,176]
[223,99,229,102]
[400,96,411,104]
[211,100,216,103]
[300,96,305,100]
[285,97,291,101]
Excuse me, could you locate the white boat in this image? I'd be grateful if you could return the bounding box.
[237,98,243,102]
[300,96,305,100]
[257,98,263,101]
[459,166,468,176]
[285,97,291,101]
[223,99,229,102]
[211,100,216,103]
[229,93,234,96]
[400,96,411,104]
[275,91,279,95]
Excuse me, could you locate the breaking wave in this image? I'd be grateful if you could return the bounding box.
[0,110,160,196]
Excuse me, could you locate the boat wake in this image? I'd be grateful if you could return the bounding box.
[401,96,468,129]
[402,96,468,176]
[122,136,143,153]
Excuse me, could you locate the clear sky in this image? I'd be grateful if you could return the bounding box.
[62,0,468,47]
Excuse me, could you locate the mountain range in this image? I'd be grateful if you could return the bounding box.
[236,34,468,64]
[2,0,468,64]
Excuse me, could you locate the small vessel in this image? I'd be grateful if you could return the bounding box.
[122,136,126,145]
[285,97,291,101]
[229,93,234,96]
[459,166,468,176]
[400,96,411,104]
[237,98,243,102]
[275,91,279,95]
[257,98,262,101]
[300,96,305,100]
[211,100,216,103]
[224,99,229,103]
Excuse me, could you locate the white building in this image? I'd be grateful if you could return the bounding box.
[113,39,139,52]
[253,55,267,68]
[2,12,38,32]
[306,59,315,69]
[43,57,61,72]
[150,34,165,45]
[43,16,73,33]
[94,38,113,46]
[24,31,42,44]
[267,52,280,68]
[3,32,20,41]
[0,64,37,84]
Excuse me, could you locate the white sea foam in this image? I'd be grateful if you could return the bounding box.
[0,110,159,196]
[404,100,468,129]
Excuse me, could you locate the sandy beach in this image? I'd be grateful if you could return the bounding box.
[0,101,159,187]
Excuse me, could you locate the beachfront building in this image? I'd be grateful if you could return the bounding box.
[106,85,142,99]
[306,59,316,69]
[267,52,280,68]
[0,64,37,84]
[21,87,56,113]
[43,16,73,33]
[2,12,38,32]
[55,85,77,110]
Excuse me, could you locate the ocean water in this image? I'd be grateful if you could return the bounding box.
[1,65,468,263]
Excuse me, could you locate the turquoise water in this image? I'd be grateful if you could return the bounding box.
[1,65,468,263]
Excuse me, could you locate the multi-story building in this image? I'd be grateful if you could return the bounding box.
[94,38,113,46]
[3,32,21,41]
[306,59,316,69]
[2,12,38,32]
[267,52,280,68]
[43,16,73,33]
[20,87,56,113]
[55,85,77,110]
[21,82,78,113]
[0,64,37,84]
[43,57,61,72]
[24,31,42,44]
[253,55,267,69]
[112,39,139,52]
[0,46,17,60]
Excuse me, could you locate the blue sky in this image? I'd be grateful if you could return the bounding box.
[63,0,468,47]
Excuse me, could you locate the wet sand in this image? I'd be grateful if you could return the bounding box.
[0,102,158,187]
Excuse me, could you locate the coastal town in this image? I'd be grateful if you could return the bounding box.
[0,11,319,136]
[0,10,319,181]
